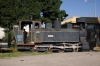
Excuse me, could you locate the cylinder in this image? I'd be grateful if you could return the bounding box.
[54,19,61,29]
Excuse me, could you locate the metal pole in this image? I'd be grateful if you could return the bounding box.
[85,0,96,17]
[94,1,96,17]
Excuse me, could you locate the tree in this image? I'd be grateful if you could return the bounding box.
[0,0,42,30]
[15,0,42,20]
[40,0,68,23]
[0,0,16,30]
[0,0,17,47]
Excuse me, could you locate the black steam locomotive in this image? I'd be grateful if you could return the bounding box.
[13,19,89,52]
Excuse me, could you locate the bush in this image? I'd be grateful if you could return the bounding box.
[2,30,16,48]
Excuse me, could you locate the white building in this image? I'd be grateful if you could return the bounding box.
[0,27,5,39]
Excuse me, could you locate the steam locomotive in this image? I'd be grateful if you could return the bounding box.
[13,18,89,52]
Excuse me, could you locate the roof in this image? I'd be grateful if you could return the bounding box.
[61,16,100,25]
[77,17,100,24]
[61,16,80,25]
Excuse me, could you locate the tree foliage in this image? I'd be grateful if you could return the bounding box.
[0,0,68,29]
[0,0,42,30]
[41,0,68,22]
[0,0,16,29]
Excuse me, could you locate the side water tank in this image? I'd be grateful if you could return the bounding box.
[54,18,61,29]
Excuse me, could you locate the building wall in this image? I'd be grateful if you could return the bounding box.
[61,16,80,26]
[0,27,5,39]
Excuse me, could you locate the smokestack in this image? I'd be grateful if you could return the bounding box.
[54,18,61,29]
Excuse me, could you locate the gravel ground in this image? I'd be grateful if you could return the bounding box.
[0,52,100,66]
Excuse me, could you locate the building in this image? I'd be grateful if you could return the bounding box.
[0,27,5,39]
[61,16,100,25]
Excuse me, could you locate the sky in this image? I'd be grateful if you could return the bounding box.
[60,0,100,19]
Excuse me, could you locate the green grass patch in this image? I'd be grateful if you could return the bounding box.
[0,51,52,58]
[0,53,18,58]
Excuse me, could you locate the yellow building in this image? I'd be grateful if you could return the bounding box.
[61,16,80,28]
[61,16,100,25]
[61,16,80,25]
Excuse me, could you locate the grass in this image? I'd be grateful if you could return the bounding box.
[0,51,52,58]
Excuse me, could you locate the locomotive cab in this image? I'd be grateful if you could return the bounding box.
[13,20,42,50]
